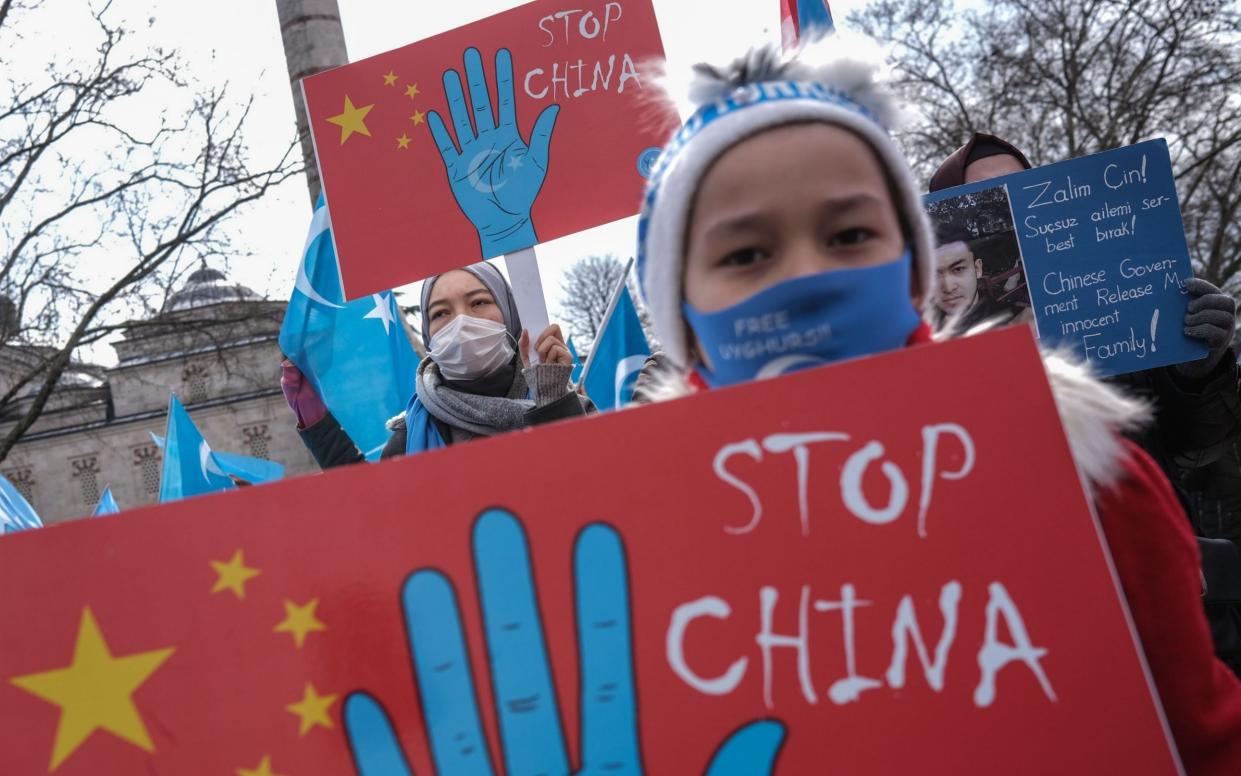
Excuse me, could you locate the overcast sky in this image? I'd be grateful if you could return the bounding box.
[35,0,864,348]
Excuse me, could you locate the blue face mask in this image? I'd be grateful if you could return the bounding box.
[683,251,921,388]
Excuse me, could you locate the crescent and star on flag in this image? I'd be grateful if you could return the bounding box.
[6,550,335,772]
[291,209,397,330]
[289,203,397,330]
[325,68,428,148]
[363,294,397,334]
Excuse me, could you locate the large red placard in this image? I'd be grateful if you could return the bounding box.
[0,328,1181,774]
[302,0,675,299]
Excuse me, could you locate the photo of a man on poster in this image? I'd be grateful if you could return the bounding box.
[926,185,1032,334]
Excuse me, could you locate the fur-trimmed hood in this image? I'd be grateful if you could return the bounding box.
[1035,347,1150,493]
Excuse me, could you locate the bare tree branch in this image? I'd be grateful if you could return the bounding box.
[853,0,1241,290]
[559,255,627,347]
[0,2,302,462]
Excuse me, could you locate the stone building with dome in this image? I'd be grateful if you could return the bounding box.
[0,267,321,524]
[0,0,383,524]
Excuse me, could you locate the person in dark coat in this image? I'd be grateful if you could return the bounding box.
[928,132,1031,191]
[282,262,593,469]
[931,131,1241,677]
[929,131,1241,477]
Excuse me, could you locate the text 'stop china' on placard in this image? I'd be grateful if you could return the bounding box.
[924,139,1206,376]
[0,328,1182,775]
[302,0,675,300]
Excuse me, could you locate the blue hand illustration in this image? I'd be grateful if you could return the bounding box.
[343,509,786,775]
[428,48,559,258]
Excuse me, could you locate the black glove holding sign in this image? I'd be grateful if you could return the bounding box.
[1177,278,1238,381]
[1109,277,1240,473]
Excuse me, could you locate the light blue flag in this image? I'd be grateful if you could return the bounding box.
[582,285,651,411]
[150,434,282,486]
[0,474,42,534]
[159,395,236,502]
[567,336,584,384]
[93,487,120,516]
[279,195,419,460]
[211,451,284,485]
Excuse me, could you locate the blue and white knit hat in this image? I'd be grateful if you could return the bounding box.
[636,37,936,367]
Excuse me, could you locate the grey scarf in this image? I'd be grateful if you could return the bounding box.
[415,356,532,439]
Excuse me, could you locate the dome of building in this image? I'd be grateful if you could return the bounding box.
[163,265,261,312]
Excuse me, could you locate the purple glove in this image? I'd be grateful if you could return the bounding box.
[280,359,328,429]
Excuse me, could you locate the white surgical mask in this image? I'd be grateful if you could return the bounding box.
[429,314,515,380]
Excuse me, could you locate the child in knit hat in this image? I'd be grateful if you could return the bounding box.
[636,37,1241,775]
[638,39,935,387]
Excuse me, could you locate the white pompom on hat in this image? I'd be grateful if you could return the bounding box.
[636,35,935,368]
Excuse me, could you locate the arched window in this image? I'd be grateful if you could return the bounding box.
[2,467,35,504]
[71,456,101,507]
[133,444,161,496]
[242,424,272,461]
[182,362,209,404]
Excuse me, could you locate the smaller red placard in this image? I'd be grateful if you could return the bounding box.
[303,0,675,299]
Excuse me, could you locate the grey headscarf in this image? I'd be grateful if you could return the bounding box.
[420,261,523,348]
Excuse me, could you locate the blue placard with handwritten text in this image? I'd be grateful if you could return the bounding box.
[925,139,1207,376]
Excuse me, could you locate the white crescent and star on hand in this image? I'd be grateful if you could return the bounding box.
[467,149,509,194]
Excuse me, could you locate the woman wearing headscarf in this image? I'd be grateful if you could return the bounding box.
[283,261,592,468]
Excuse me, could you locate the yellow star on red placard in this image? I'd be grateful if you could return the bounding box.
[210,549,260,599]
[286,682,338,735]
[237,754,286,776]
[9,607,175,770]
[396,133,412,150]
[326,95,374,145]
[382,70,398,86]
[404,83,420,99]
[274,598,326,648]
[410,109,426,126]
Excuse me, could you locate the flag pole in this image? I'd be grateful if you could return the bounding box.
[578,256,636,387]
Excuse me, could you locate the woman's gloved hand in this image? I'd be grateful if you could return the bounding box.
[518,323,573,367]
[1176,278,1237,381]
[280,359,328,429]
[518,325,574,407]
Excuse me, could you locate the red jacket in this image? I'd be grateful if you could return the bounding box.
[1098,439,1241,775]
